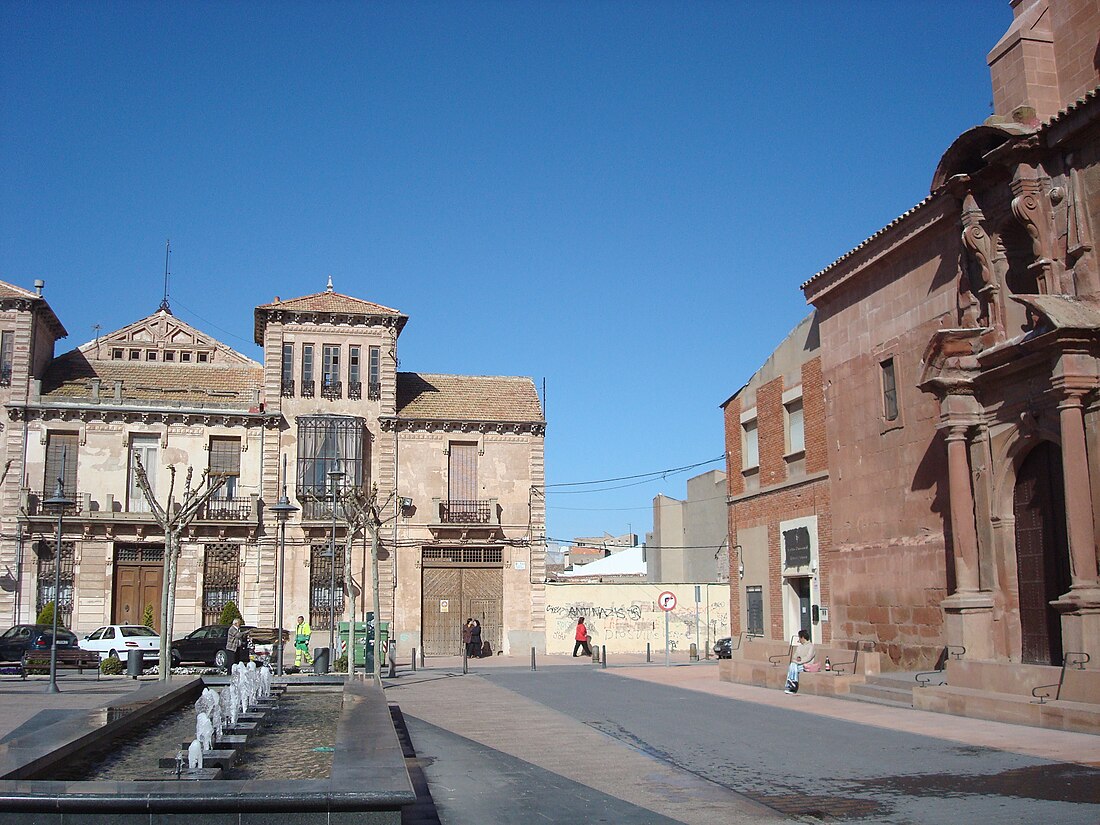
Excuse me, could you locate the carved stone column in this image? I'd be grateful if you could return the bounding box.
[946,424,981,594]
[1052,390,1100,664]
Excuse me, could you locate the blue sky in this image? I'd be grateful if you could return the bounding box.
[1,2,1011,546]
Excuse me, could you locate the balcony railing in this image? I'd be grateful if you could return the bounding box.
[348,381,362,400]
[0,366,11,387]
[367,381,381,400]
[201,497,254,521]
[281,378,295,397]
[301,496,339,521]
[25,489,86,516]
[301,380,315,398]
[321,380,342,400]
[439,499,494,524]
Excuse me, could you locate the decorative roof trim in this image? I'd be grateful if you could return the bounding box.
[254,307,408,344]
[379,416,546,436]
[7,402,269,429]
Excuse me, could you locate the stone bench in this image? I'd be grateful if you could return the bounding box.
[719,637,881,694]
[913,682,1100,734]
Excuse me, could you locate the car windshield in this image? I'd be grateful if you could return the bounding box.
[121,626,159,638]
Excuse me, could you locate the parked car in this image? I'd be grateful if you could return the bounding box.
[171,624,255,668]
[80,624,162,662]
[714,637,733,659]
[0,624,79,661]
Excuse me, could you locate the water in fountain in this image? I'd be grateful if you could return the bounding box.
[226,684,240,725]
[196,712,213,753]
[187,739,203,770]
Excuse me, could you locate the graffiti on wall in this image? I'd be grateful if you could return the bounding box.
[545,584,731,655]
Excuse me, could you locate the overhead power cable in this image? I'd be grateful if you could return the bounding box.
[544,455,725,490]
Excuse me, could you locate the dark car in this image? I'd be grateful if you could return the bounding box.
[0,624,80,662]
[170,624,255,668]
[714,637,733,659]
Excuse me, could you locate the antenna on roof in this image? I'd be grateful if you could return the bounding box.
[159,239,172,314]
[326,275,334,293]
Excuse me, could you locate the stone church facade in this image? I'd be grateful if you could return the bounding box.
[0,279,546,658]
[726,0,1100,707]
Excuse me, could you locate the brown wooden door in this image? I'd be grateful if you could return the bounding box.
[113,564,163,630]
[1013,441,1071,666]
[421,565,502,655]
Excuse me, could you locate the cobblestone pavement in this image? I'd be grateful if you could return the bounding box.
[386,657,1100,824]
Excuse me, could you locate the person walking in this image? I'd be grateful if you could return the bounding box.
[225,617,243,673]
[573,617,593,657]
[461,619,473,657]
[294,615,314,669]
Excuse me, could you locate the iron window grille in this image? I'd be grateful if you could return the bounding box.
[367,382,381,400]
[309,543,345,630]
[296,415,367,516]
[422,546,503,564]
[440,500,492,524]
[321,380,342,400]
[348,382,362,400]
[202,543,241,625]
[301,380,315,398]
[281,379,295,397]
[36,540,76,627]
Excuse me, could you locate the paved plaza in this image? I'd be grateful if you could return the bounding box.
[2,655,1098,823]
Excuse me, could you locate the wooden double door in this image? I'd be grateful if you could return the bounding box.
[421,566,502,655]
[112,545,164,631]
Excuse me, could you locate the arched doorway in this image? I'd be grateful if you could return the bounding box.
[1012,441,1072,665]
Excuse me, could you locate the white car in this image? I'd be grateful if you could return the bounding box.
[80,624,161,662]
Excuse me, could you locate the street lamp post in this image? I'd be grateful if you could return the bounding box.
[327,468,345,657]
[43,449,73,695]
[270,455,299,677]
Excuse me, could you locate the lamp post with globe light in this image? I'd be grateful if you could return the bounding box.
[270,455,298,677]
[43,449,73,694]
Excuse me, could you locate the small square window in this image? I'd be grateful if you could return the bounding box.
[180,352,192,362]
[164,351,175,362]
[146,351,157,361]
[112,349,123,360]
[129,349,140,360]
[197,352,209,363]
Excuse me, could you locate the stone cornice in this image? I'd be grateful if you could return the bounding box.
[380,416,546,437]
[7,402,271,429]
[255,309,406,344]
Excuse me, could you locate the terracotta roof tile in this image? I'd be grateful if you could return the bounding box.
[256,291,403,315]
[0,279,68,338]
[396,372,544,423]
[40,350,263,408]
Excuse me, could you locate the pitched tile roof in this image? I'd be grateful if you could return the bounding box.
[254,288,408,343]
[396,373,544,423]
[40,350,263,408]
[0,279,68,338]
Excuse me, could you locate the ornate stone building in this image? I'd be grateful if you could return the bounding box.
[0,279,546,658]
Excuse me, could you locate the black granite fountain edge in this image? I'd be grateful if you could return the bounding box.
[0,678,416,819]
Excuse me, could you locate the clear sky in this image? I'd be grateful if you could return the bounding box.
[1,2,1011,547]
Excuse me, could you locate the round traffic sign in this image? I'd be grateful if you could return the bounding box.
[658,591,677,611]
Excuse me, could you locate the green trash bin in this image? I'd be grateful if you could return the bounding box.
[339,616,390,672]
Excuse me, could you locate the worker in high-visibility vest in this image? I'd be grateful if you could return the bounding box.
[294,615,313,668]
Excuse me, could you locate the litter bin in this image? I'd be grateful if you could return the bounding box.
[313,647,330,675]
[338,621,370,671]
[126,649,142,679]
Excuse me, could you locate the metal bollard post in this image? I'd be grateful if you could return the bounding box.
[420,647,425,669]
[690,643,698,662]
[646,642,651,663]
[462,647,468,674]
[531,647,536,671]
[411,647,417,672]
[601,645,607,669]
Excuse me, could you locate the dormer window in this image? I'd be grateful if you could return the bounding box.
[146,351,157,361]
[112,348,123,360]
[164,351,175,362]
[129,349,140,361]
[197,352,209,363]
[181,352,192,362]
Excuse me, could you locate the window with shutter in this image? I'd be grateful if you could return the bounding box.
[44,432,78,498]
[209,437,241,499]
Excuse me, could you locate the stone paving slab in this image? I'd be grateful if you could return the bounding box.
[386,671,783,824]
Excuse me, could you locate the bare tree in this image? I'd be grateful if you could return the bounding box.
[132,455,226,679]
[335,484,396,684]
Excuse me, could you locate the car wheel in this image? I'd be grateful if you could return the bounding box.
[108,649,119,660]
[214,649,229,668]
[171,649,181,667]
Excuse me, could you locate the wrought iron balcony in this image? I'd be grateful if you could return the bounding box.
[24,488,87,516]
[348,381,362,400]
[0,366,11,387]
[201,496,254,521]
[367,381,381,400]
[281,378,295,397]
[301,380,315,398]
[321,380,342,400]
[439,499,495,524]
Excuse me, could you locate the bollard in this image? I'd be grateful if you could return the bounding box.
[411,647,417,672]
[419,647,425,669]
[646,642,651,663]
[531,646,536,671]
[127,649,143,679]
[591,646,599,664]
[601,645,607,669]
[690,643,698,662]
[463,647,468,675]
